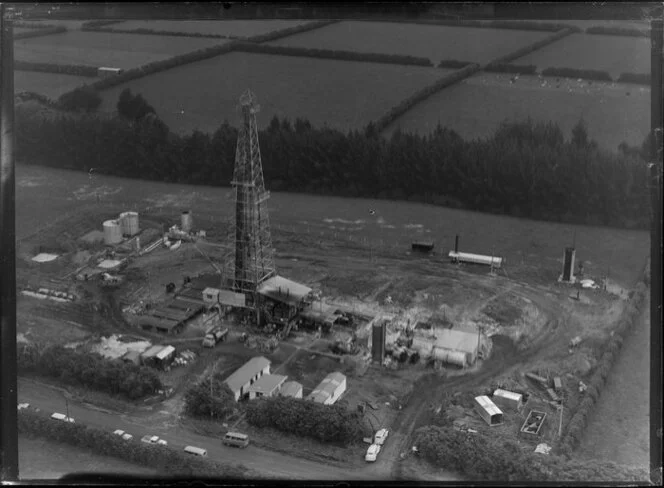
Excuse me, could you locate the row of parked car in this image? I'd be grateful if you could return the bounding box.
[365,428,389,462]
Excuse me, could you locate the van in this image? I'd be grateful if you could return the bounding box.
[222,432,249,448]
[184,445,208,457]
[50,412,75,423]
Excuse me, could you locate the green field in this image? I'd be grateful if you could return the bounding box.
[514,33,650,78]
[15,31,228,69]
[382,72,649,151]
[15,71,88,98]
[110,19,314,37]
[269,20,551,65]
[19,435,155,480]
[97,52,450,134]
[16,165,649,289]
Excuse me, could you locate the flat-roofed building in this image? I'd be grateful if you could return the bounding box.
[247,374,287,400]
[224,356,271,401]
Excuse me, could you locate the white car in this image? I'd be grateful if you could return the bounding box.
[374,428,389,446]
[51,412,75,423]
[113,430,133,441]
[365,443,381,462]
[17,403,30,411]
[141,435,167,446]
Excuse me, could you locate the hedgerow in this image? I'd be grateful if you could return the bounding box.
[484,63,538,75]
[247,20,339,43]
[17,408,252,478]
[245,396,367,445]
[14,26,67,40]
[487,28,575,66]
[381,18,579,32]
[14,22,58,29]
[233,41,433,66]
[541,67,613,82]
[586,26,649,37]
[416,425,649,482]
[81,20,125,29]
[15,60,98,77]
[83,26,235,39]
[374,63,480,132]
[437,59,473,69]
[18,344,162,400]
[618,72,651,85]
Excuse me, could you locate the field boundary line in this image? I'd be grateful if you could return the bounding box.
[485,27,576,68]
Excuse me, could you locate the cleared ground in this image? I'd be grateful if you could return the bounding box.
[269,20,550,65]
[577,297,650,469]
[15,71,88,99]
[514,33,650,79]
[14,31,227,69]
[383,71,649,151]
[19,435,156,480]
[97,52,449,134]
[109,19,315,37]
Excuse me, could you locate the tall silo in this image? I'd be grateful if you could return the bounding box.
[181,210,193,233]
[562,247,576,282]
[371,320,387,364]
[103,220,123,245]
[119,211,139,237]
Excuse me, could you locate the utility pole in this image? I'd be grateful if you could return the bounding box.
[650,15,663,483]
[558,399,563,438]
[0,6,18,481]
[65,398,70,421]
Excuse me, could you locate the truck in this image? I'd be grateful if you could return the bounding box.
[202,326,229,348]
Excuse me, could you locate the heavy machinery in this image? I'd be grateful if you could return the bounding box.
[202,326,229,348]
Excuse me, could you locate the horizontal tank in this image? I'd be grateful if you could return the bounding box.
[448,251,503,268]
[432,348,467,367]
[119,211,139,237]
[103,220,123,245]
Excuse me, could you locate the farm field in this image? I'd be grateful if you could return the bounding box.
[19,435,156,480]
[501,19,649,31]
[15,71,88,99]
[14,31,228,69]
[96,52,450,134]
[514,33,650,78]
[108,19,316,37]
[16,164,649,289]
[16,19,91,30]
[382,72,649,151]
[269,20,551,65]
[577,297,650,469]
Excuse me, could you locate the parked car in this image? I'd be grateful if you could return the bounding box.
[141,434,166,445]
[374,428,389,446]
[365,443,381,462]
[113,429,133,441]
[17,403,30,411]
[50,412,75,423]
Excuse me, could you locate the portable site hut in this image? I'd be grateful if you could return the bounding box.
[474,395,504,426]
[224,356,271,401]
[492,389,524,411]
[140,345,164,367]
[155,345,176,368]
[139,316,183,335]
[279,381,303,399]
[202,287,246,310]
[247,374,287,400]
[307,372,347,405]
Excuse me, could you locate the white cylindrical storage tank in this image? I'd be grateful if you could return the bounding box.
[103,220,123,245]
[181,211,193,233]
[433,348,467,367]
[119,211,140,236]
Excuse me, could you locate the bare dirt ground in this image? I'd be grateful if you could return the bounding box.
[577,296,650,469]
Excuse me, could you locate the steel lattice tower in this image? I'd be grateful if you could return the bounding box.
[225,90,276,304]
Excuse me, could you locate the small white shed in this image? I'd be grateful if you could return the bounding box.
[492,389,524,411]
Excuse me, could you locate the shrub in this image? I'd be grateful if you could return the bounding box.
[183,373,236,420]
[484,63,538,75]
[232,41,433,67]
[117,88,157,121]
[13,26,67,40]
[247,20,339,43]
[15,61,98,77]
[245,396,366,445]
[58,86,102,113]
[541,67,613,82]
[618,72,651,85]
[586,26,649,37]
[487,28,575,66]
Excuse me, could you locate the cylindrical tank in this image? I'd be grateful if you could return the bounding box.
[562,247,576,282]
[103,220,123,245]
[433,348,467,367]
[181,210,193,233]
[134,236,141,251]
[119,211,140,236]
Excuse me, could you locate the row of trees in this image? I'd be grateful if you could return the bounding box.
[16,103,651,230]
[245,396,367,445]
[415,425,649,482]
[18,344,163,400]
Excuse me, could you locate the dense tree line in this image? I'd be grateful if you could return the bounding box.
[18,344,162,400]
[15,105,650,230]
[245,396,367,445]
[484,63,537,75]
[415,425,649,482]
[15,60,98,77]
[183,372,236,420]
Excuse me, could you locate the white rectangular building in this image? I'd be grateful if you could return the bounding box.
[225,356,271,401]
[492,389,523,411]
[474,395,504,426]
[307,372,347,405]
[247,374,287,400]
